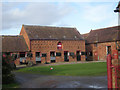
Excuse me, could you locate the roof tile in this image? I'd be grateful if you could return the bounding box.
[85,26,120,44]
[23,25,84,40]
[2,35,29,52]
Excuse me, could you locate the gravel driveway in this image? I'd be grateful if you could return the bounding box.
[14,72,107,89]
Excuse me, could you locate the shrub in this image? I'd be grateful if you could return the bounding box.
[2,53,15,84]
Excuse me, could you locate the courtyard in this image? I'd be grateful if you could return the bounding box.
[16,61,107,76]
[9,61,108,88]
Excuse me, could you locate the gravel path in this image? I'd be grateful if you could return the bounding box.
[14,72,107,89]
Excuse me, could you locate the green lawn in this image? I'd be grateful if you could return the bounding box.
[2,83,19,88]
[16,62,107,76]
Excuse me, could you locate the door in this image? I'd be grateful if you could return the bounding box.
[36,52,41,63]
[19,52,26,63]
[76,51,81,61]
[50,51,56,63]
[64,51,69,62]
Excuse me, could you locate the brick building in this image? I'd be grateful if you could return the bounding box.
[83,25,120,61]
[2,25,85,65]
[19,25,85,64]
[20,25,85,63]
[2,35,29,65]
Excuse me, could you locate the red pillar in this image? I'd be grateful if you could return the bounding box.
[107,54,112,89]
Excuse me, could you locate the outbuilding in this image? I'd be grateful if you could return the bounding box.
[20,25,85,64]
[83,25,120,61]
[2,35,29,65]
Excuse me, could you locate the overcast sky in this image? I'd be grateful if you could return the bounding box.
[1,1,119,35]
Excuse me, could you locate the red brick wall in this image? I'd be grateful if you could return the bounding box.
[86,42,117,61]
[20,26,30,50]
[30,40,85,64]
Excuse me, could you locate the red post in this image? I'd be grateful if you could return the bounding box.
[114,67,118,88]
[107,54,112,89]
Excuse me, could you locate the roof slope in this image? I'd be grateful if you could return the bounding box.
[2,35,29,52]
[82,33,89,39]
[23,25,84,40]
[85,26,120,44]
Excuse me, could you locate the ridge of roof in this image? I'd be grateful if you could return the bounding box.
[90,25,120,32]
[2,35,21,37]
[23,24,76,29]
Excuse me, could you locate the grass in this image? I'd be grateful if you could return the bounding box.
[16,62,107,76]
[2,83,19,88]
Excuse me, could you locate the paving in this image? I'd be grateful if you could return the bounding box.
[14,72,107,89]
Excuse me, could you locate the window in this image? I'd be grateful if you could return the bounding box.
[36,52,40,57]
[5,52,11,55]
[12,54,18,60]
[89,51,92,56]
[27,52,33,57]
[42,53,47,57]
[56,52,61,56]
[81,52,85,55]
[106,46,111,55]
[14,54,18,60]
[20,52,25,57]
[70,52,74,56]
[50,52,55,57]
[57,42,62,49]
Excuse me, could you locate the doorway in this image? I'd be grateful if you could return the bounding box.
[19,52,26,64]
[76,51,81,61]
[50,51,56,63]
[64,51,69,62]
[107,46,111,55]
[36,52,41,63]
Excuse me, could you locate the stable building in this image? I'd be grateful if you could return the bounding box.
[83,25,120,61]
[2,35,29,65]
[18,25,85,64]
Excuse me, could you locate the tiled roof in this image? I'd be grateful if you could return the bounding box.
[23,25,84,40]
[85,26,120,44]
[2,35,29,52]
[82,33,89,39]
